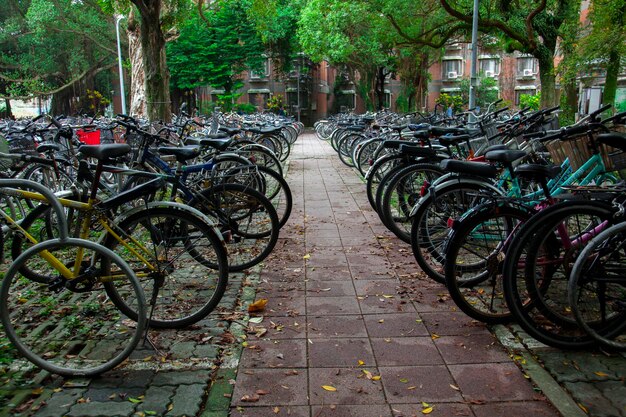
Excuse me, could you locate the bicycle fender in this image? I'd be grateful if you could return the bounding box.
[108,201,224,243]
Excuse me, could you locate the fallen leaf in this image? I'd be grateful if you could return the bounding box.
[407,386,417,390]
[399,378,409,383]
[273,406,280,414]
[240,394,260,402]
[322,385,337,392]
[362,370,373,379]
[256,390,270,395]
[594,371,609,377]
[371,376,381,381]
[378,319,385,323]
[431,334,440,340]
[303,254,311,259]
[248,299,268,313]
[358,360,365,366]
[249,316,264,324]
[450,384,460,391]
[422,406,434,414]
[382,295,394,299]
[128,397,142,404]
[31,387,44,395]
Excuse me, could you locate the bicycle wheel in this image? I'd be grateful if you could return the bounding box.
[502,201,617,349]
[354,138,383,177]
[103,206,228,329]
[0,238,146,377]
[444,203,533,324]
[191,183,279,272]
[221,165,292,229]
[380,163,443,243]
[411,181,498,284]
[568,221,626,350]
[233,143,283,177]
[366,154,406,211]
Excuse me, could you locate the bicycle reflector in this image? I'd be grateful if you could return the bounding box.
[420,180,430,197]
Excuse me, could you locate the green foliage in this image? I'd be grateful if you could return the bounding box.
[459,75,500,109]
[436,93,464,112]
[0,0,117,99]
[167,0,266,94]
[519,91,541,111]
[266,94,284,112]
[234,103,257,114]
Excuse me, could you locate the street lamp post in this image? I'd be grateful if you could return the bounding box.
[115,15,127,115]
[468,0,480,122]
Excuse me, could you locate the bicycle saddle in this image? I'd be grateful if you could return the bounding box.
[398,144,437,159]
[597,133,626,152]
[438,135,470,147]
[79,144,130,161]
[186,137,233,151]
[484,149,527,164]
[157,145,201,162]
[514,164,562,181]
[218,126,242,136]
[440,159,499,178]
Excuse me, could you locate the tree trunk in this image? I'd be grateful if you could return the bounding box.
[537,51,557,108]
[128,9,146,117]
[603,50,620,112]
[132,0,171,122]
[3,99,11,118]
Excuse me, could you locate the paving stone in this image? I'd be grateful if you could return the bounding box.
[420,311,489,336]
[449,363,542,402]
[371,337,444,366]
[67,400,136,417]
[433,334,511,364]
[138,385,176,416]
[33,388,85,417]
[306,280,357,297]
[563,381,621,417]
[353,280,402,297]
[305,266,352,281]
[238,339,307,368]
[308,315,368,338]
[82,387,144,402]
[264,296,306,317]
[363,313,429,338]
[471,400,563,417]
[311,404,393,416]
[247,316,306,340]
[231,368,309,406]
[379,365,462,403]
[152,370,212,387]
[228,406,310,416]
[308,338,375,367]
[390,402,474,417]
[170,341,198,359]
[309,367,386,405]
[166,384,206,416]
[307,296,362,315]
[596,380,626,413]
[358,295,416,315]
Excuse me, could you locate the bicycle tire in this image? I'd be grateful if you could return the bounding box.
[410,181,497,284]
[444,203,533,324]
[0,238,146,376]
[190,183,279,272]
[502,201,617,349]
[568,221,626,350]
[380,163,443,243]
[103,206,228,328]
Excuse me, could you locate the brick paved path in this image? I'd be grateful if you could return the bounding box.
[229,133,560,417]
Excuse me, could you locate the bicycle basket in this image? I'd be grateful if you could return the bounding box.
[7,133,38,155]
[546,132,623,171]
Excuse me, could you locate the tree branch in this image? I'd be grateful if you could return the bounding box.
[0,61,115,100]
[526,0,547,50]
[438,0,530,48]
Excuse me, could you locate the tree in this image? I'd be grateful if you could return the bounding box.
[0,0,118,114]
[439,0,581,108]
[167,0,266,108]
[578,0,626,111]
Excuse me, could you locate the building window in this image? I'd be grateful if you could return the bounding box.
[517,57,538,77]
[250,59,269,79]
[479,58,500,77]
[443,59,463,80]
[515,88,537,105]
[336,90,356,111]
[384,91,391,109]
[248,89,270,108]
[287,91,309,111]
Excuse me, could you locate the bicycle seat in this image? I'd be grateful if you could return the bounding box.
[346,125,366,132]
[79,144,130,161]
[484,149,527,164]
[186,137,233,151]
[430,126,465,136]
[411,131,430,140]
[483,144,508,153]
[597,132,626,152]
[408,123,430,131]
[438,135,470,147]
[398,144,437,159]
[157,145,201,162]
[440,159,499,178]
[98,177,165,211]
[218,126,242,136]
[37,142,62,153]
[514,164,562,181]
[389,124,408,133]
[383,140,409,149]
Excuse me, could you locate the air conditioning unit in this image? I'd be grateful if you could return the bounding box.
[447,71,458,79]
[485,70,494,78]
[523,69,534,77]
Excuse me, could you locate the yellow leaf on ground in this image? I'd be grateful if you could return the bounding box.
[431,334,440,340]
[248,299,268,313]
[322,385,337,391]
[422,406,434,414]
[362,370,373,379]
[371,376,381,381]
[303,254,311,259]
[358,360,365,366]
[594,371,609,377]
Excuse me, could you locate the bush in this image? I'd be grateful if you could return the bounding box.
[519,91,541,111]
[266,94,284,113]
[436,93,464,112]
[234,103,257,114]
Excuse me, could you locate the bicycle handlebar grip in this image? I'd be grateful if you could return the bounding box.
[522,131,546,140]
[492,107,509,117]
[589,104,612,120]
[542,105,561,115]
[493,98,504,106]
[519,106,531,115]
[49,115,63,129]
